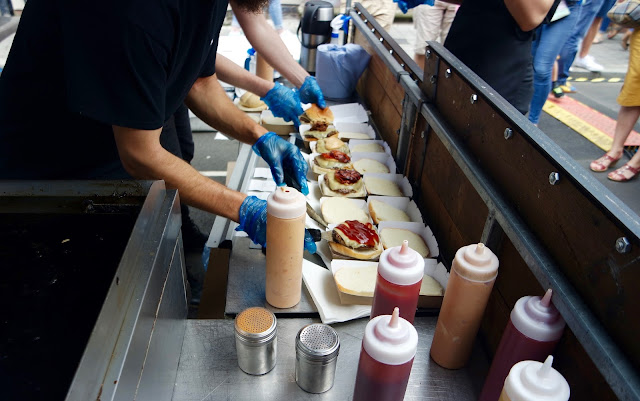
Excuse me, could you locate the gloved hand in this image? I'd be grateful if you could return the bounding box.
[236,195,317,253]
[298,76,326,108]
[393,0,434,13]
[252,131,309,196]
[261,83,304,128]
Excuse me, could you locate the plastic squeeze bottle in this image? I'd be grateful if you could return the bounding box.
[353,307,418,401]
[430,243,499,369]
[371,240,424,324]
[265,186,306,308]
[479,289,566,401]
[499,355,570,401]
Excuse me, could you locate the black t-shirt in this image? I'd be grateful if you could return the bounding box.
[444,0,534,114]
[0,0,228,179]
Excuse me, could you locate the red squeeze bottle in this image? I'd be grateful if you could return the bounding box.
[479,289,566,401]
[353,307,419,401]
[371,240,425,323]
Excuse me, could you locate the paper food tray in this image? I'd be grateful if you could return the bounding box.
[318,197,370,225]
[261,110,296,137]
[330,259,449,308]
[367,196,423,224]
[351,152,397,175]
[330,103,369,123]
[349,139,392,155]
[334,122,375,141]
[363,173,413,198]
[302,259,371,324]
[377,221,440,259]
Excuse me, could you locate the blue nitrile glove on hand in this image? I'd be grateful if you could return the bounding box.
[252,131,309,196]
[236,196,317,253]
[261,83,304,128]
[298,76,326,108]
[393,0,434,13]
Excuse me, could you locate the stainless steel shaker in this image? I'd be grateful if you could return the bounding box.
[234,307,277,375]
[295,323,340,393]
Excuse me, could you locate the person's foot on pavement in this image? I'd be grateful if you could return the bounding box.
[551,81,564,98]
[559,84,576,93]
[593,31,605,44]
[573,55,604,72]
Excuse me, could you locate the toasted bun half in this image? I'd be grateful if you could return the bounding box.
[352,142,385,153]
[379,228,430,258]
[301,104,334,124]
[321,197,369,224]
[364,176,404,197]
[329,241,383,260]
[353,158,389,174]
[368,199,410,224]
[335,265,443,297]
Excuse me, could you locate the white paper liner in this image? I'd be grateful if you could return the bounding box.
[302,259,371,324]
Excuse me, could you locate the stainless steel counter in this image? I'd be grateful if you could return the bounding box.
[172,317,481,401]
[225,237,318,315]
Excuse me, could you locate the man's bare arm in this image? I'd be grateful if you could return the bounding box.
[112,126,245,222]
[216,53,275,97]
[504,0,556,31]
[185,73,268,145]
[231,2,309,88]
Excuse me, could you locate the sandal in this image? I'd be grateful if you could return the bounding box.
[608,164,640,182]
[590,152,622,172]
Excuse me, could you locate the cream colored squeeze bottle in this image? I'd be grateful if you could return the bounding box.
[430,243,499,369]
[265,186,306,308]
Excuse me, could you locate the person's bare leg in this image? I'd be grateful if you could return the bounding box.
[609,106,640,157]
[414,54,425,70]
[579,17,603,58]
[552,60,558,82]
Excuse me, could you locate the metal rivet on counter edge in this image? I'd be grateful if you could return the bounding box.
[371,28,375,33]
[420,131,425,139]
[615,237,631,254]
[504,128,513,140]
[379,37,384,42]
[470,94,478,104]
[363,18,368,23]
[357,11,362,15]
[389,49,394,55]
[445,69,452,78]
[430,75,437,84]
[426,49,432,58]
[549,172,560,185]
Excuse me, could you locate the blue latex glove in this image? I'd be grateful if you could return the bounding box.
[298,76,326,108]
[236,196,317,253]
[252,131,309,196]
[261,83,304,128]
[393,0,434,13]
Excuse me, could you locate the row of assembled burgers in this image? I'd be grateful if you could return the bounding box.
[299,105,445,305]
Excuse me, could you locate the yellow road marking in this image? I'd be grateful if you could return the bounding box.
[608,77,622,83]
[542,102,612,151]
[591,77,606,82]
[575,77,589,82]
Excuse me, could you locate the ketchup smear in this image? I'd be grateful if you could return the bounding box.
[321,150,351,163]
[336,220,379,248]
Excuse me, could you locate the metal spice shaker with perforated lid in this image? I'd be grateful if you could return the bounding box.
[295,323,340,393]
[234,307,277,375]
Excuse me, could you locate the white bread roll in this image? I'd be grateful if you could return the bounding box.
[379,228,430,258]
[316,136,350,154]
[364,176,403,197]
[334,265,443,297]
[321,198,369,224]
[353,158,389,174]
[352,142,385,153]
[339,131,371,140]
[368,199,410,224]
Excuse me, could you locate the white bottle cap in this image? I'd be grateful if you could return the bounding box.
[363,307,418,365]
[377,240,425,286]
[511,289,566,342]
[453,243,499,283]
[504,356,570,401]
[267,186,306,219]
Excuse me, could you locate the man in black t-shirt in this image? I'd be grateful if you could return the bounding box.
[0,0,314,251]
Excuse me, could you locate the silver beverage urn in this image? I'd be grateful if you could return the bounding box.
[299,1,334,74]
